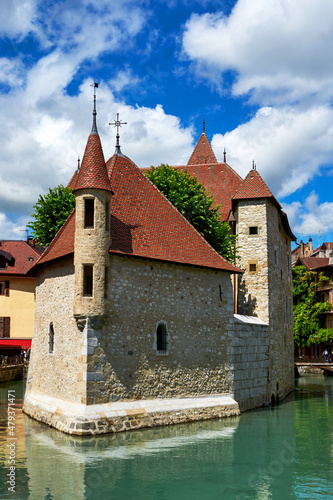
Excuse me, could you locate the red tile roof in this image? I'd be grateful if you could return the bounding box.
[294,256,330,269]
[33,152,241,274]
[72,132,112,193]
[0,241,42,276]
[173,163,242,221]
[187,133,217,165]
[32,212,75,268]
[105,154,241,272]
[68,169,79,190]
[232,169,281,208]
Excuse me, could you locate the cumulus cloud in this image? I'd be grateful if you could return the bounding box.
[0,0,194,229]
[0,78,193,218]
[212,105,333,198]
[0,213,30,240]
[182,0,333,104]
[283,193,333,242]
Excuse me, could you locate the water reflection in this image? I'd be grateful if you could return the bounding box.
[0,378,333,499]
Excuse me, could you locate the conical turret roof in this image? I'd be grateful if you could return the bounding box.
[187,132,217,165]
[72,104,112,193]
[232,168,280,207]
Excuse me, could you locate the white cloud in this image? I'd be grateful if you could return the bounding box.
[182,0,333,104]
[0,213,30,240]
[283,193,333,241]
[0,0,38,39]
[212,105,333,198]
[0,79,194,221]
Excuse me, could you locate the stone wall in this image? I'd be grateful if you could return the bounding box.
[25,256,86,404]
[25,254,236,408]
[86,255,235,404]
[228,316,270,411]
[236,199,269,321]
[236,198,294,403]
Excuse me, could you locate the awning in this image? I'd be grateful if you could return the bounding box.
[0,339,32,350]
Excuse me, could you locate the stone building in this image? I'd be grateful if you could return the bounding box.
[23,108,295,435]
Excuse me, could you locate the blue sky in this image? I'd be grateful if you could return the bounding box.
[1,0,333,249]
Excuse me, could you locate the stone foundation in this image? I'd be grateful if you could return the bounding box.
[23,392,240,436]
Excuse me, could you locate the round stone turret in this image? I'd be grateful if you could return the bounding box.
[72,113,112,325]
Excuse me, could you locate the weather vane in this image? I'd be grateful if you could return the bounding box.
[109,113,127,155]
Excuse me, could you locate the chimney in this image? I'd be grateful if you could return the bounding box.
[309,237,313,254]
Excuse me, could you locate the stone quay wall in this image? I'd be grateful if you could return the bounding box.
[228,317,270,411]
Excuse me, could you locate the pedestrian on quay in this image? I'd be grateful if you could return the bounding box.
[323,349,329,363]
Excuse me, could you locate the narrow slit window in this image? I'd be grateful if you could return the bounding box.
[83,265,93,296]
[84,198,94,228]
[48,322,54,353]
[156,322,167,351]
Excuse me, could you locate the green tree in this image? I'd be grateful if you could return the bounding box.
[27,185,75,247]
[145,164,237,262]
[293,265,331,347]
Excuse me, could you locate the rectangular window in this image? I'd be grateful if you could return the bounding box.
[249,263,257,272]
[0,281,9,296]
[0,317,10,338]
[275,250,278,266]
[84,198,94,228]
[83,265,93,296]
[249,226,258,235]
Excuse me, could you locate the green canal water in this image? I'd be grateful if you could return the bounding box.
[0,376,333,500]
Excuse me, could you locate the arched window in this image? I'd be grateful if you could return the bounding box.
[156,321,167,352]
[48,322,54,354]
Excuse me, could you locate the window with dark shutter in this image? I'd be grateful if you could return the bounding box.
[0,317,10,338]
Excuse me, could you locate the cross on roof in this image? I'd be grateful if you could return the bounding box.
[109,113,127,155]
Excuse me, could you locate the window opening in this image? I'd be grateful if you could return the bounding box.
[0,281,9,296]
[83,265,93,296]
[249,263,257,272]
[156,321,167,351]
[0,317,10,338]
[249,226,258,235]
[49,322,54,354]
[84,198,94,228]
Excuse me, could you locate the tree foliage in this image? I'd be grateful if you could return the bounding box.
[27,185,75,247]
[293,265,331,347]
[145,164,237,262]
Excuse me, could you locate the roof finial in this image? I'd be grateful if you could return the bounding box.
[90,82,99,134]
[223,148,226,163]
[252,159,255,170]
[203,119,205,134]
[77,155,81,171]
[109,113,127,155]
